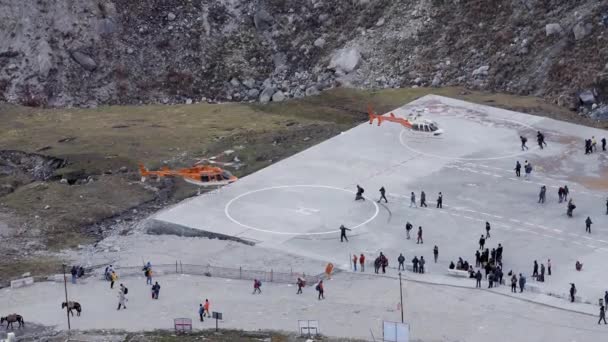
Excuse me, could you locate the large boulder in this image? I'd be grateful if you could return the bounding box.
[328,47,361,75]
[572,21,592,41]
[272,91,286,102]
[259,87,276,104]
[70,51,97,71]
[472,65,489,77]
[253,10,273,31]
[545,23,563,36]
[578,90,596,106]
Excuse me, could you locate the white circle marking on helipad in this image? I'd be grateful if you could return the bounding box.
[224,185,380,235]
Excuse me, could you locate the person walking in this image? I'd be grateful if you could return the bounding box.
[253,279,262,294]
[144,264,153,285]
[539,264,545,282]
[410,192,417,208]
[479,235,486,250]
[547,259,552,276]
[604,291,608,310]
[567,198,576,217]
[515,161,521,177]
[475,270,482,288]
[570,283,577,303]
[524,161,532,178]
[420,191,427,207]
[433,245,439,263]
[352,254,358,271]
[564,186,569,201]
[485,222,491,238]
[537,131,547,149]
[117,285,127,310]
[520,136,528,151]
[511,274,518,293]
[316,280,324,300]
[496,243,503,264]
[359,253,365,272]
[519,273,526,292]
[475,250,481,267]
[110,271,117,289]
[600,305,607,324]
[398,253,405,271]
[296,277,305,294]
[355,185,365,201]
[436,192,443,208]
[198,304,205,322]
[538,186,546,204]
[586,216,592,233]
[532,260,539,279]
[339,224,351,242]
[405,222,413,239]
[378,186,388,203]
[416,226,423,244]
[152,281,160,299]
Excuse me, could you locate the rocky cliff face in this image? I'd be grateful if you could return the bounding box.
[0,0,607,112]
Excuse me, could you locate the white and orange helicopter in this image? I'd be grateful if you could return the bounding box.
[368,105,444,136]
[139,163,237,187]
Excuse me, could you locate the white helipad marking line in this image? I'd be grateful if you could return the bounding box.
[516,228,527,232]
[509,219,521,223]
[492,215,503,219]
[587,244,597,248]
[508,178,518,181]
[224,184,379,235]
[480,212,493,216]
[492,174,502,178]
[474,218,485,222]
[553,229,563,233]
[598,239,608,243]
[438,211,449,215]
[524,222,535,227]
[567,233,578,237]
[451,213,462,217]
[542,234,553,238]
[462,216,474,220]
[583,236,593,240]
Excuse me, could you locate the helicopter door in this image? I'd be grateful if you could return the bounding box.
[201,175,209,182]
[424,125,430,132]
[413,123,420,131]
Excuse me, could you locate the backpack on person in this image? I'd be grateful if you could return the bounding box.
[123,287,128,294]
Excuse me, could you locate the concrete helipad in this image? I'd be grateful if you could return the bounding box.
[152,95,608,300]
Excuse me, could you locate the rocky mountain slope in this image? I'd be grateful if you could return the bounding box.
[1,0,607,112]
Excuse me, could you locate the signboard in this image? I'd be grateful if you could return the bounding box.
[298,320,319,337]
[383,321,409,342]
[212,311,223,320]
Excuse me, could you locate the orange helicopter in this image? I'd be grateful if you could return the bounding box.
[138,163,238,186]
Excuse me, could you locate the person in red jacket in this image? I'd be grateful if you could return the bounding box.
[352,254,358,271]
[359,254,365,272]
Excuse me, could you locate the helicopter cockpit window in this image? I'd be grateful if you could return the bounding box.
[429,123,438,131]
[424,125,430,132]
[201,175,209,182]
[222,171,232,180]
[413,123,420,131]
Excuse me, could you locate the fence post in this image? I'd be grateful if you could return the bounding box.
[180,261,183,274]
[271,269,273,282]
[176,261,178,274]
[239,266,242,279]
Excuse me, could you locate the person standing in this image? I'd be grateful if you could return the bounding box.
[485,222,491,238]
[398,253,405,271]
[586,216,593,233]
[592,136,598,152]
[417,226,423,244]
[520,136,528,151]
[511,274,518,293]
[352,254,358,271]
[378,186,388,203]
[152,281,160,299]
[198,304,205,322]
[600,305,607,325]
[532,260,539,279]
[479,235,486,250]
[405,222,413,239]
[602,137,607,152]
[538,186,546,204]
[420,191,427,207]
[70,266,78,284]
[475,270,482,288]
[436,192,443,208]
[144,265,153,285]
[204,299,210,318]
[410,192,417,208]
[475,250,481,267]
[570,283,577,303]
[433,245,439,263]
[419,256,426,274]
[496,243,504,264]
[316,280,324,300]
[412,256,419,273]
[339,224,351,242]
[563,186,569,201]
[524,161,532,178]
[515,161,521,177]
[359,253,365,272]
[604,291,608,311]
[380,252,388,274]
[519,273,526,292]
[547,259,552,276]
[539,264,545,282]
